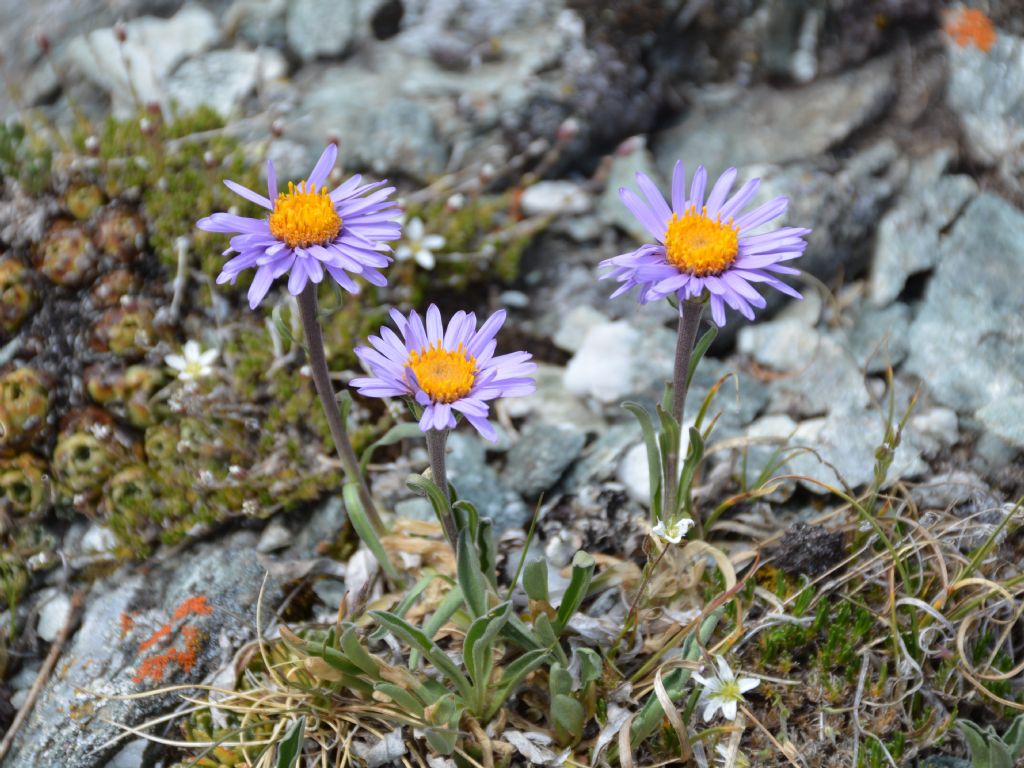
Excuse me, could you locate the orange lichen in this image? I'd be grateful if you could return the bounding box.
[944,7,997,52]
[119,612,135,637]
[131,594,212,684]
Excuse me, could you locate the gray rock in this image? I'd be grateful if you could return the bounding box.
[256,519,292,553]
[35,590,72,643]
[164,48,287,117]
[63,5,220,116]
[107,739,148,768]
[788,407,926,494]
[521,181,591,217]
[976,396,1024,449]
[504,363,606,433]
[946,28,1024,166]
[561,422,638,492]
[599,135,664,242]
[840,302,912,374]
[445,432,530,531]
[910,470,990,511]
[617,442,651,505]
[295,63,448,181]
[502,422,586,498]
[286,0,362,61]
[552,305,609,353]
[739,414,800,499]
[225,0,289,47]
[869,163,977,305]
[737,318,868,417]
[653,56,895,177]
[905,194,1024,416]
[563,317,674,404]
[909,407,960,460]
[6,530,282,768]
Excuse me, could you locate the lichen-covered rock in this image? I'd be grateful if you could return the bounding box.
[3,529,284,768]
[0,453,50,517]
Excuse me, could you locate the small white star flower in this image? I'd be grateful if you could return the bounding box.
[652,517,695,545]
[166,340,218,382]
[693,656,759,722]
[395,216,445,270]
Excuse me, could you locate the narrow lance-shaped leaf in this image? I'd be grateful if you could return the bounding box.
[276,716,305,768]
[370,610,473,701]
[343,482,402,583]
[686,325,717,389]
[457,525,488,618]
[555,550,595,634]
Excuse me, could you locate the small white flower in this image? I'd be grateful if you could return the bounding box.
[395,216,445,270]
[693,656,759,722]
[715,743,750,768]
[166,340,218,382]
[651,517,695,545]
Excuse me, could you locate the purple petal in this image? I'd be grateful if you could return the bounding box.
[704,168,737,217]
[671,160,687,213]
[225,179,272,210]
[689,166,708,210]
[466,414,497,442]
[307,143,338,189]
[619,188,666,242]
[248,266,275,309]
[426,304,443,343]
[267,159,277,202]
[466,310,506,357]
[735,197,788,232]
[198,213,268,234]
[635,172,672,229]
[718,177,760,221]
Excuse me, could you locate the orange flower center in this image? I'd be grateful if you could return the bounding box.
[268,181,341,248]
[664,205,740,277]
[408,342,476,404]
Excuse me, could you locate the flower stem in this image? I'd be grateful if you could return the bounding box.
[296,284,385,535]
[424,428,458,545]
[663,299,705,522]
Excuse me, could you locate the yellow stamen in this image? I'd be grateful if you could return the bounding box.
[664,205,740,276]
[268,181,341,248]
[408,342,476,404]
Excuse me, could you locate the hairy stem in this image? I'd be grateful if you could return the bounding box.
[296,283,385,534]
[663,299,705,520]
[425,428,458,544]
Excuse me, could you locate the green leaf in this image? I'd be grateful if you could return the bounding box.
[677,426,704,515]
[343,483,402,583]
[374,682,426,715]
[476,517,498,590]
[575,648,603,686]
[457,526,488,618]
[370,610,473,701]
[407,474,453,530]
[555,551,595,634]
[337,389,354,427]
[1003,714,1024,756]
[485,648,549,720]
[340,626,380,678]
[548,661,572,696]
[686,325,717,389]
[370,571,438,643]
[423,694,462,755]
[533,612,558,648]
[410,582,463,669]
[360,422,423,475]
[522,558,550,602]
[552,693,585,746]
[465,603,513,713]
[276,716,305,768]
[623,402,662,517]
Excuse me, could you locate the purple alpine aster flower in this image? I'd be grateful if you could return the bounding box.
[601,163,810,326]
[351,305,536,442]
[197,144,401,309]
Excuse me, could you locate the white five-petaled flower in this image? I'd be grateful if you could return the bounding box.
[652,517,695,545]
[693,656,759,722]
[166,341,218,382]
[395,216,445,270]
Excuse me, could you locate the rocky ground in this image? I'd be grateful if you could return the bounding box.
[1,1,1023,767]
